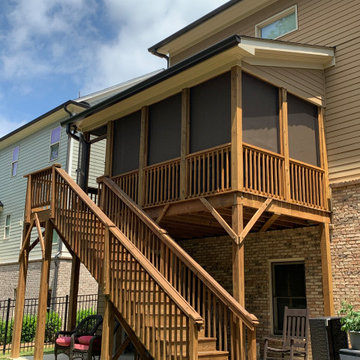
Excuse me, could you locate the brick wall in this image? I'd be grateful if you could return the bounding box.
[178,226,324,355]
[0,258,98,300]
[331,182,360,312]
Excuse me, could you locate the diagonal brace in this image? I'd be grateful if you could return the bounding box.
[200,197,239,244]
[18,219,35,262]
[239,198,273,243]
[34,213,45,259]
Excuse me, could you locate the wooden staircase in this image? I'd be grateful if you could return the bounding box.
[21,165,258,359]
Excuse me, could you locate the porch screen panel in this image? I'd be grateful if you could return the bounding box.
[190,72,231,153]
[288,94,319,166]
[148,93,181,165]
[242,72,279,153]
[112,111,141,175]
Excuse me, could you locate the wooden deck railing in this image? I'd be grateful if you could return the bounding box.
[110,142,327,211]
[27,166,204,360]
[144,158,181,206]
[243,143,285,200]
[290,159,326,209]
[112,170,139,203]
[186,143,231,198]
[99,176,259,358]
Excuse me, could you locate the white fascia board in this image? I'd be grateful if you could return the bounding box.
[237,38,335,69]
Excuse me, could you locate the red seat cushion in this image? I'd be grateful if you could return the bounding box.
[56,336,71,347]
[73,343,89,351]
[78,336,93,345]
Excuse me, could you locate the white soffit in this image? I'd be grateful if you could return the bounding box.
[238,37,335,69]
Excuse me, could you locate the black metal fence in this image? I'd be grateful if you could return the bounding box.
[0,294,98,354]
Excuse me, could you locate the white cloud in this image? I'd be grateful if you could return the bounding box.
[83,0,228,93]
[0,116,26,138]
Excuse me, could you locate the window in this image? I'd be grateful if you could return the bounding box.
[256,6,297,39]
[11,146,19,176]
[271,261,306,334]
[4,215,11,239]
[50,127,61,161]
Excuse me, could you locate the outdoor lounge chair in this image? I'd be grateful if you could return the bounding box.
[264,307,309,360]
[70,320,120,360]
[55,315,103,360]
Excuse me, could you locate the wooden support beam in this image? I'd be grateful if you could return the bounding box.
[260,213,280,232]
[34,220,53,360]
[239,198,272,242]
[231,66,243,191]
[18,219,34,262]
[189,319,199,360]
[180,88,190,200]
[105,121,114,177]
[138,107,149,206]
[34,213,45,258]
[232,194,245,360]
[200,197,239,244]
[280,88,291,200]
[68,256,80,331]
[11,224,30,359]
[320,223,334,316]
[101,297,115,360]
[113,336,131,360]
[156,203,170,224]
[24,175,32,223]
[247,327,257,360]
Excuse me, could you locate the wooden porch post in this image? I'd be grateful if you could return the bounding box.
[34,219,53,360]
[180,88,190,199]
[232,195,246,360]
[101,297,115,360]
[138,106,149,207]
[320,223,334,316]
[11,224,30,358]
[68,256,80,330]
[104,121,114,177]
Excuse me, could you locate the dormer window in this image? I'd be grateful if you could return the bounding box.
[256,5,298,40]
[50,127,61,161]
[11,146,19,176]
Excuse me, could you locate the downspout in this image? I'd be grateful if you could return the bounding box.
[151,49,170,68]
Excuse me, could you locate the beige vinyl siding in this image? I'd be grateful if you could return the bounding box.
[170,0,360,183]
[241,63,325,105]
[88,138,106,188]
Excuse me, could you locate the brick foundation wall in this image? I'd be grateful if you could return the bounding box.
[0,258,98,300]
[178,226,324,356]
[331,183,360,313]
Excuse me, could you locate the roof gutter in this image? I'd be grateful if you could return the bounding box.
[62,34,242,128]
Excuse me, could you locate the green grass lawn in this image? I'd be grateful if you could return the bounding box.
[0,347,54,360]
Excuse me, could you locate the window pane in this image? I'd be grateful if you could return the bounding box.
[4,227,10,238]
[261,12,296,39]
[12,162,18,176]
[50,143,59,161]
[5,215,11,226]
[51,127,61,144]
[12,146,19,161]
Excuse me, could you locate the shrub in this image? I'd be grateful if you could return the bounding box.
[7,314,37,343]
[76,308,96,326]
[0,319,11,345]
[339,301,360,332]
[45,310,62,343]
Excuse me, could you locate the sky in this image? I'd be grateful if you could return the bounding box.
[0,0,228,138]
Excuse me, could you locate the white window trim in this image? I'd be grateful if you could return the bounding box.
[50,127,61,162]
[4,214,11,239]
[255,5,298,40]
[11,146,19,177]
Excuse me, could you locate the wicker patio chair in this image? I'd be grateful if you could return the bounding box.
[55,315,103,360]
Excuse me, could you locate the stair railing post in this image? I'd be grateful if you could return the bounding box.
[103,225,111,296]
[188,319,199,360]
[51,165,56,219]
[247,327,257,360]
[25,174,32,223]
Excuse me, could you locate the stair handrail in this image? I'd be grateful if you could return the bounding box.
[54,167,204,327]
[99,176,259,331]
